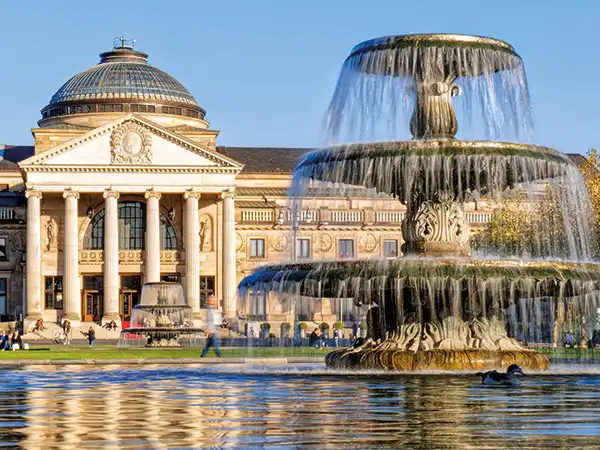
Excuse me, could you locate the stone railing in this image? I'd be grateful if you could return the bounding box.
[160,250,181,264]
[79,250,103,264]
[375,211,405,223]
[0,208,14,220]
[239,207,491,226]
[81,250,182,264]
[465,212,491,224]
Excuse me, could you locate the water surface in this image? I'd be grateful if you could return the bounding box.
[1,365,600,448]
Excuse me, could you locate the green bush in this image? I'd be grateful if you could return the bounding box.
[319,322,330,330]
[299,322,308,330]
[334,321,344,330]
[281,322,291,331]
[260,322,271,330]
[360,322,368,329]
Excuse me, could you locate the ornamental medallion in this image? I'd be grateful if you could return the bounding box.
[110,122,152,164]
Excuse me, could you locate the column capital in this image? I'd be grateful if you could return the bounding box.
[25,189,42,199]
[183,189,202,200]
[103,188,120,200]
[63,188,80,200]
[220,189,236,200]
[145,189,162,200]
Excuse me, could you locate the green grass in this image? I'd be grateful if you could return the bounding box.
[0,346,330,360]
[537,348,600,359]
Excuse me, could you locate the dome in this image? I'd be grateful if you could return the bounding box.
[40,40,205,125]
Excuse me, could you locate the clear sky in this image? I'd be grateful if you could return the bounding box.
[1,0,598,154]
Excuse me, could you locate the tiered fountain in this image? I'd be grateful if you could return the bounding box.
[119,282,204,347]
[240,34,600,371]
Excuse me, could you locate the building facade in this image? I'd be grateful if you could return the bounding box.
[0,40,496,334]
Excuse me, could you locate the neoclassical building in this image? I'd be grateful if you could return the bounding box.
[1,40,500,333]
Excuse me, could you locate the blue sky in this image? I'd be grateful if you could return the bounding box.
[1,0,598,154]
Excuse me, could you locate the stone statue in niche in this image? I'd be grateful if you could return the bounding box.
[45,218,58,251]
[199,214,212,251]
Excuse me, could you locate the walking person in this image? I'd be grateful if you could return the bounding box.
[333,327,340,348]
[87,326,96,348]
[201,295,222,357]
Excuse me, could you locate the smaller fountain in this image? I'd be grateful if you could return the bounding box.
[119,282,204,347]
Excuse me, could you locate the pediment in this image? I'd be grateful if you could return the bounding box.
[20,114,243,173]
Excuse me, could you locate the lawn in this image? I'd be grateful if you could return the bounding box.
[0,346,331,360]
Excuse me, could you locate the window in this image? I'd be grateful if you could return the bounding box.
[45,276,63,309]
[160,216,178,250]
[0,237,7,260]
[249,291,267,320]
[121,275,142,291]
[339,239,354,258]
[0,278,6,315]
[250,239,265,258]
[85,202,177,251]
[200,276,215,308]
[296,239,311,259]
[119,202,145,250]
[383,240,398,257]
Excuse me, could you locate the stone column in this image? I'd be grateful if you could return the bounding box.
[184,190,202,315]
[25,189,43,322]
[103,189,120,323]
[145,190,161,283]
[221,189,236,318]
[63,189,81,321]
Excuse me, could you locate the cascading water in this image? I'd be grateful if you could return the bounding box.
[239,34,600,371]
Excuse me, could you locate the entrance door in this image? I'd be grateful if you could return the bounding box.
[121,291,140,321]
[83,291,102,322]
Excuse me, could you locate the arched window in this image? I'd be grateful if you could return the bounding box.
[84,201,178,250]
[160,215,178,250]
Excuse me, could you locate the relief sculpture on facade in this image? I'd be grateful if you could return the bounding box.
[45,218,58,251]
[199,214,212,251]
[110,121,152,164]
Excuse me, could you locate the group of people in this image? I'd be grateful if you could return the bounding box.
[0,329,23,351]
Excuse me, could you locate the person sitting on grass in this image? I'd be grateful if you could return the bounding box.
[0,330,10,351]
[309,328,324,349]
[564,331,576,349]
[10,330,22,350]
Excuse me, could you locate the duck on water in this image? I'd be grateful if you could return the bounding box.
[476,364,526,386]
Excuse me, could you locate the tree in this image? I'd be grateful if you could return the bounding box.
[577,148,600,232]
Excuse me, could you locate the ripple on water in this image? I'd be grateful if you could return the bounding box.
[0,365,599,448]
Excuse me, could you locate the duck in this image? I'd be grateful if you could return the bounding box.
[476,364,526,386]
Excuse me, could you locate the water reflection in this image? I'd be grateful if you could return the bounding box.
[0,365,598,448]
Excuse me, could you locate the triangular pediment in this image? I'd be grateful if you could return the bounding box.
[20,114,243,172]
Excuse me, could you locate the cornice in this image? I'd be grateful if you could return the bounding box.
[20,165,240,174]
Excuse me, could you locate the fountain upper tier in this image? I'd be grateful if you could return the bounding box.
[327,33,531,141]
[296,140,573,202]
[349,34,520,77]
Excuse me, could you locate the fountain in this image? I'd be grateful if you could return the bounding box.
[119,282,204,347]
[239,34,600,371]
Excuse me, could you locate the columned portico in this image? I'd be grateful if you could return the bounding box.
[25,189,43,320]
[145,190,161,283]
[102,189,120,323]
[221,189,236,318]
[63,189,81,321]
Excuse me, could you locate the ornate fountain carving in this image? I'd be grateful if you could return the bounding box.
[403,199,470,256]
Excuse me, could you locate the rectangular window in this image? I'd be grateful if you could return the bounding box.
[0,237,7,260]
[383,240,398,257]
[249,291,267,320]
[121,275,142,291]
[250,239,265,258]
[200,276,215,308]
[0,278,6,315]
[45,276,63,310]
[339,239,354,258]
[296,239,311,259]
